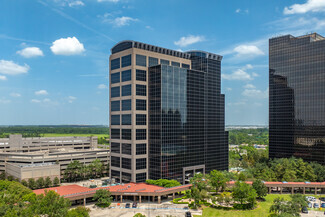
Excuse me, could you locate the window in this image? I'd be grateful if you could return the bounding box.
[111,101,120,111]
[149,57,158,67]
[136,54,146,67]
[136,69,146,81]
[111,72,120,84]
[136,129,146,140]
[111,170,120,179]
[111,86,120,98]
[122,158,131,170]
[122,99,131,111]
[122,84,132,96]
[122,70,131,82]
[136,173,146,182]
[122,129,131,140]
[121,54,131,67]
[136,84,146,96]
[182,63,190,69]
[122,172,131,182]
[111,142,120,153]
[111,129,120,139]
[136,143,146,155]
[171,61,180,67]
[122,114,131,125]
[136,158,147,170]
[122,143,131,155]
[136,114,146,125]
[110,58,120,70]
[136,99,146,110]
[111,115,120,125]
[160,59,169,65]
[111,156,120,167]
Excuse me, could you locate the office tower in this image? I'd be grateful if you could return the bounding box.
[109,41,228,183]
[269,33,325,164]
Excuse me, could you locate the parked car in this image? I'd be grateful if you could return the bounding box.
[185,212,192,217]
[302,207,308,214]
[125,203,130,208]
[308,202,312,208]
[321,203,325,208]
[132,202,137,208]
[314,203,319,208]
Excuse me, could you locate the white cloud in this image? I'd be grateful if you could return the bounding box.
[68,0,85,7]
[0,75,7,81]
[242,88,268,99]
[252,72,259,77]
[244,64,253,69]
[284,0,325,15]
[234,45,264,57]
[67,96,77,103]
[17,47,44,58]
[174,35,205,47]
[98,84,108,89]
[110,16,138,27]
[0,99,11,104]
[35,90,48,96]
[226,87,232,91]
[0,60,29,75]
[228,101,247,106]
[10,93,21,97]
[31,99,41,103]
[236,9,249,14]
[50,37,85,55]
[222,69,253,81]
[243,84,256,89]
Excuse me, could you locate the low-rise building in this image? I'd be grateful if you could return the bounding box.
[0,134,109,179]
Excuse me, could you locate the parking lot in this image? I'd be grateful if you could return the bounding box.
[88,202,202,217]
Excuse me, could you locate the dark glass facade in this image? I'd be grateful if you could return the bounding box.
[269,33,325,164]
[148,53,228,182]
[110,40,228,183]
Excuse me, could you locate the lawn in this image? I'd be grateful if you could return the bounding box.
[194,194,293,217]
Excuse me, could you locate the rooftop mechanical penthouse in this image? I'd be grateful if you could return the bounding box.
[109,41,228,183]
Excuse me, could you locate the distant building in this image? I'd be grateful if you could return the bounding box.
[269,33,325,164]
[0,134,109,180]
[109,41,228,183]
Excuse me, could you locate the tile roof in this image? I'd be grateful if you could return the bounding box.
[33,182,192,197]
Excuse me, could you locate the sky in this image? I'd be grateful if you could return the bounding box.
[1,0,325,126]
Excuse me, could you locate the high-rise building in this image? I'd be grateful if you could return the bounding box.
[109,41,228,183]
[269,33,325,164]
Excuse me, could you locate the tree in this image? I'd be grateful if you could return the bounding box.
[0,172,5,180]
[133,214,146,217]
[21,179,28,187]
[32,190,71,217]
[208,170,229,193]
[36,177,45,189]
[90,159,104,178]
[252,179,267,199]
[53,177,60,187]
[189,173,208,191]
[269,197,301,217]
[93,189,113,208]
[290,194,307,209]
[232,181,257,209]
[238,173,246,181]
[44,177,52,188]
[28,178,36,190]
[66,206,90,217]
[146,179,181,188]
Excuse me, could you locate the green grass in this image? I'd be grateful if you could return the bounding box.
[194,194,293,217]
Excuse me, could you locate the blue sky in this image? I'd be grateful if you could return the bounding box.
[1,0,325,125]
